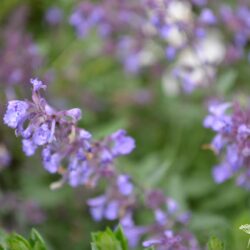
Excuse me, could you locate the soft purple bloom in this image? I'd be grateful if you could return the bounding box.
[121,213,148,248]
[30,78,46,91]
[165,46,176,60]
[66,108,82,121]
[79,129,92,139]
[124,54,140,74]
[3,101,29,129]
[87,195,106,221]
[117,175,133,195]
[204,102,250,188]
[155,209,167,225]
[199,9,217,24]
[203,102,232,131]
[212,163,233,183]
[100,149,113,163]
[104,200,119,220]
[42,147,61,173]
[111,129,135,156]
[45,7,63,25]
[143,239,162,248]
[166,198,178,214]
[211,134,225,153]
[33,123,51,146]
[22,139,37,156]
[68,162,92,187]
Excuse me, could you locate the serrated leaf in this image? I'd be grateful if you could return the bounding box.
[208,236,225,250]
[91,227,127,250]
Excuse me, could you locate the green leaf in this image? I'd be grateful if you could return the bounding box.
[29,229,47,250]
[208,236,225,250]
[0,229,48,250]
[114,226,128,250]
[6,234,31,250]
[91,226,128,250]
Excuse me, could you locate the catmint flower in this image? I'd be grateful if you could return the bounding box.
[143,230,200,250]
[117,175,133,195]
[22,139,37,156]
[42,146,61,173]
[110,129,135,156]
[3,101,29,129]
[30,78,46,91]
[4,78,135,188]
[33,123,51,146]
[204,101,250,189]
[45,7,63,26]
[199,9,217,25]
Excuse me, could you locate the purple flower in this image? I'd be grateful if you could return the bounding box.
[203,102,232,132]
[212,163,233,183]
[87,195,106,221]
[199,9,217,24]
[42,147,61,173]
[120,213,148,248]
[110,129,135,156]
[204,102,250,189]
[3,101,29,129]
[117,175,133,195]
[45,7,63,25]
[104,200,119,220]
[65,108,82,122]
[30,78,46,91]
[22,139,37,156]
[165,46,176,60]
[33,123,51,146]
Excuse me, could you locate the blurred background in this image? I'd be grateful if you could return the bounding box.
[1,0,250,249]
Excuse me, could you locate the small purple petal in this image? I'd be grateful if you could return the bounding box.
[104,200,119,220]
[33,123,51,146]
[30,78,46,91]
[117,175,133,195]
[4,101,29,129]
[22,139,37,156]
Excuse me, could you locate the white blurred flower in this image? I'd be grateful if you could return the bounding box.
[166,0,193,23]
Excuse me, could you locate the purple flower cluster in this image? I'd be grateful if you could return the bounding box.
[70,0,250,94]
[3,79,135,188]
[149,1,250,92]
[220,4,250,63]
[140,190,199,250]
[88,177,200,249]
[4,78,199,249]
[204,102,250,189]
[69,0,157,74]
[147,0,224,92]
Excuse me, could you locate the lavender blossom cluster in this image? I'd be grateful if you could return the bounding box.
[3,79,199,249]
[69,0,153,74]
[3,79,135,188]
[204,102,250,189]
[70,0,250,93]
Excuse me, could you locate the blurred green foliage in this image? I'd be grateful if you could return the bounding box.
[0,229,47,250]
